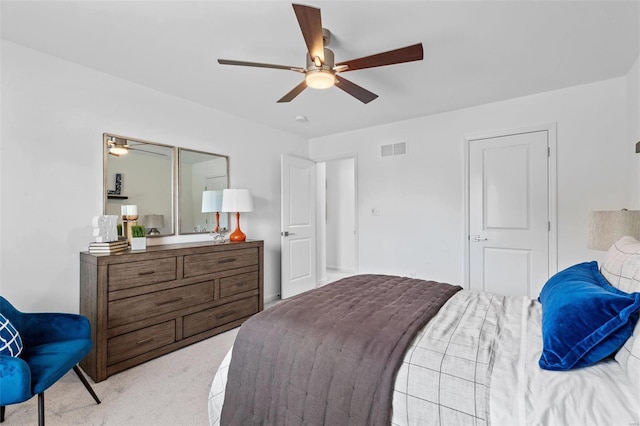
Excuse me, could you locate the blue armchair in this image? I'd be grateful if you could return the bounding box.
[0,297,100,425]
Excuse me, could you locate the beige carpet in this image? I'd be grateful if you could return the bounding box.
[2,328,238,426]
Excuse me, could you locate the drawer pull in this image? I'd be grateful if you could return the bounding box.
[216,310,236,320]
[138,271,156,276]
[155,297,183,307]
[217,258,236,264]
[136,337,154,345]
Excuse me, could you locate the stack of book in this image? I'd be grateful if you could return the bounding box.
[88,240,128,254]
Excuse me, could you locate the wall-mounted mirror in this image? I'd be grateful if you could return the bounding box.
[103,134,175,236]
[178,148,229,235]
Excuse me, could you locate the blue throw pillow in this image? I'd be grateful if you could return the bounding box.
[538,261,640,370]
[0,313,23,357]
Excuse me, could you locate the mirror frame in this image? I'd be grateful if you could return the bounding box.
[177,147,230,235]
[103,133,177,237]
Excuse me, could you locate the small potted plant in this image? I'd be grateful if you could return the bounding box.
[130,225,146,250]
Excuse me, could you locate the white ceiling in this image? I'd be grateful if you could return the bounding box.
[2,1,639,139]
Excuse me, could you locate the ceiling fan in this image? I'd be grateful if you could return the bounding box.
[107,136,167,157]
[218,3,424,104]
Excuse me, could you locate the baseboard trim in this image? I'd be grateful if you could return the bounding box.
[327,266,356,273]
[264,293,280,305]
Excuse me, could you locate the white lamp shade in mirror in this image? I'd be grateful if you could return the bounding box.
[221,189,253,213]
[202,190,224,213]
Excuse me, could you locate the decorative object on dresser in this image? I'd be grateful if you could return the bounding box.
[221,189,253,242]
[120,204,140,247]
[88,240,128,255]
[130,225,147,251]
[92,215,119,243]
[79,240,264,382]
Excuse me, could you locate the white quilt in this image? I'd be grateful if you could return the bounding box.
[209,290,640,425]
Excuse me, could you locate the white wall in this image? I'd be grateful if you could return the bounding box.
[310,76,634,286]
[0,41,308,312]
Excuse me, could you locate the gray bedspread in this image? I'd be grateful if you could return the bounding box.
[220,274,462,425]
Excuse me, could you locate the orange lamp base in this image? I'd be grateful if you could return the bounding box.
[229,212,246,242]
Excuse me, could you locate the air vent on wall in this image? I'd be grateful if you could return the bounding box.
[380,142,407,158]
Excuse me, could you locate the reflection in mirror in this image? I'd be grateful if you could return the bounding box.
[104,134,175,236]
[178,148,229,235]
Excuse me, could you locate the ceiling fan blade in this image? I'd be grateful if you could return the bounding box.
[292,4,324,64]
[129,147,167,156]
[277,80,308,103]
[336,43,424,72]
[218,59,304,72]
[334,76,378,104]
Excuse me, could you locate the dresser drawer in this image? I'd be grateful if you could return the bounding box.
[183,248,258,278]
[108,281,214,328]
[183,296,259,338]
[108,320,175,365]
[108,257,177,291]
[220,271,259,298]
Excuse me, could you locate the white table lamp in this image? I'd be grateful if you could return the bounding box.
[221,189,253,242]
[589,209,640,250]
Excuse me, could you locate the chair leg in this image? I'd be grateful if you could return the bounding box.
[37,393,44,426]
[1,405,5,422]
[72,365,101,404]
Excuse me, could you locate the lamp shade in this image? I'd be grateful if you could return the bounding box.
[143,214,165,229]
[589,210,640,250]
[221,189,253,213]
[202,190,224,213]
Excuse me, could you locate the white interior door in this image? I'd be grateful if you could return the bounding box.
[468,128,552,297]
[281,155,317,299]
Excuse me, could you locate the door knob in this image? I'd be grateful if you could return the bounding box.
[470,235,488,242]
[281,231,296,237]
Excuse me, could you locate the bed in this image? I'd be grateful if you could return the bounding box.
[208,237,640,426]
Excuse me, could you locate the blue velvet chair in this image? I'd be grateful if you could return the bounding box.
[0,297,100,426]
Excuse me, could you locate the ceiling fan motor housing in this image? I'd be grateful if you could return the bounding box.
[306,47,335,71]
[322,28,331,46]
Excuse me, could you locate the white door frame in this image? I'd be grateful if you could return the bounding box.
[463,123,558,288]
[311,153,359,285]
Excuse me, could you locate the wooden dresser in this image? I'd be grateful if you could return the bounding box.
[79,240,263,382]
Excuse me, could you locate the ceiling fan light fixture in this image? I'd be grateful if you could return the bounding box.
[109,145,129,155]
[305,69,335,89]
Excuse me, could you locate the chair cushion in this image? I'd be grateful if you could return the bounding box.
[21,339,93,394]
[0,313,23,357]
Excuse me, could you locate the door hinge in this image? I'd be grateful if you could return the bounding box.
[547,147,551,157]
[548,221,551,231]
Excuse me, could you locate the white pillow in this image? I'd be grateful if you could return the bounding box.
[601,236,640,386]
[601,236,640,293]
